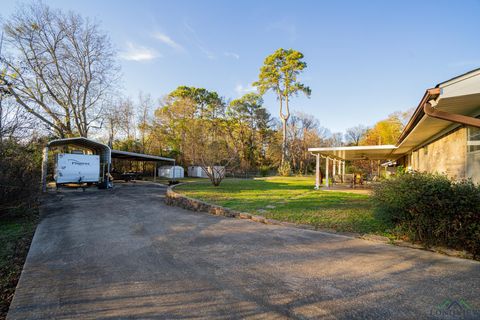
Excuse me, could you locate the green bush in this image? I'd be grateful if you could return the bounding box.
[277,162,291,176]
[0,139,42,216]
[259,165,271,177]
[372,172,480,257]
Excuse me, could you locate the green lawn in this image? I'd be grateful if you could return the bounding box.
[0,208,38,317]
[175,176,390,235]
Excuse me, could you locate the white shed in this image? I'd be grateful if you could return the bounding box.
[158,166,184,179]
[188,166,208,178]
[188,166,225,178]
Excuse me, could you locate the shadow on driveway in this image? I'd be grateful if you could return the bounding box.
[7,182,480,319]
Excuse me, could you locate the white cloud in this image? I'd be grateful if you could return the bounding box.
[153,32,184,51]
[224,52,240,59]
[119,42,160,61]
[235,83,257,96]
[184,21,216,60]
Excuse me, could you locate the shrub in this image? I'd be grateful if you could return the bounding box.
[372,172,480,257]
[0,139,42,216]
[259,165,270,177]
[277,162,291,176]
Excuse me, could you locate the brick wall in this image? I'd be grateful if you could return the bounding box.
[410,127,467,180]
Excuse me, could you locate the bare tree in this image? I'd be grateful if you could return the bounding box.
[0,3,119,138]
[345,125,368,146]
[137,91,153,153]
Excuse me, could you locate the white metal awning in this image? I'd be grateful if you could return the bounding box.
[308,145,397,161]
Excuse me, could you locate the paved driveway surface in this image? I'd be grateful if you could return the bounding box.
[7,182,480,319]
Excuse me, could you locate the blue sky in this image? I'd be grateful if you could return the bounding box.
[2,0,480,133]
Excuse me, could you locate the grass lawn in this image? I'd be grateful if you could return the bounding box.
[0,207,39,318]
[175,176,390,235]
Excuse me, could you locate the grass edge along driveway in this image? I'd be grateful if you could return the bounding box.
[174,177,391,236]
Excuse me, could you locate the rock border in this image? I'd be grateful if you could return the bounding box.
[165,185,475,261]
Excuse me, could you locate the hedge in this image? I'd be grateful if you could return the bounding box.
[372,172,480,257]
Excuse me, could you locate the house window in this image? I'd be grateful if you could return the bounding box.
[467,126,480,184]
[468,126,480,153]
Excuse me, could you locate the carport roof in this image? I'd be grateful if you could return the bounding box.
[47,137,111,163]
[46,137,175,163]
[308,145,397,161]
[111,150,175,162]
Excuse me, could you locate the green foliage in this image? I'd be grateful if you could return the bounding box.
[253,48,311,99]
[277,162,291,176]
[228,93,272,170]
[168,86,223,119]
[0,139,42,216]
[259,165,271,177]
[372,172,480,256]
[253,48,311,165]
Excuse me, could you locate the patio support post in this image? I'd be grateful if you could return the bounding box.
[333,158,336,177]
[342,161,345,183]
[41,146,49,193]
[315,153,320,190]
[325,157,330,188]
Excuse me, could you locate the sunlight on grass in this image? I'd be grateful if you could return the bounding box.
[175,177,389,235]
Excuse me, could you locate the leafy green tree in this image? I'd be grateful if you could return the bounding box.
[254,48,311,165]
[228,93,271,170]
[168,86,223,119]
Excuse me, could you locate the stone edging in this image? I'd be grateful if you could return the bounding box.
[165,185,475,261]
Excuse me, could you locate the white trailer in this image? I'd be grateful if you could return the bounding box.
[55,153,100,184]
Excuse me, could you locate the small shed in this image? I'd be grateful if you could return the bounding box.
[188,166,208,178]
[188,166,225,178]
[158,166,184,179]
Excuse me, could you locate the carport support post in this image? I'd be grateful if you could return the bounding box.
[325,157,329,188]
[315,153,320,190]
[154,162,157,182]
[41,147,49,193]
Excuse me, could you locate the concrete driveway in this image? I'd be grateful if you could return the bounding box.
[7,182,480,319]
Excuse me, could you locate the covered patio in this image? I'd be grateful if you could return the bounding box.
[308,145,397,189]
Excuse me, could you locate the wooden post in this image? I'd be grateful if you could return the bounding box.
[315,153,320,189]
[41,147,49,193]
[325,157,329,188]
[342,161,346,183]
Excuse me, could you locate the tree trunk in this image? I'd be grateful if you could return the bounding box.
[281,118,287,165]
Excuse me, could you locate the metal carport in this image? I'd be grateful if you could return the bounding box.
[41,137,175,192]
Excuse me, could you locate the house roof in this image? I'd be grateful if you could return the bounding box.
[309,68,480,161]
[395,68,480,155]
